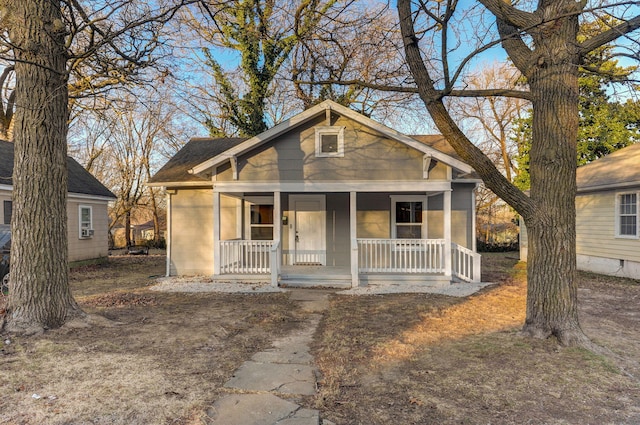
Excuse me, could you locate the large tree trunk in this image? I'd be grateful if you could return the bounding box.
[4,0,83,334]
[522,25,587,344]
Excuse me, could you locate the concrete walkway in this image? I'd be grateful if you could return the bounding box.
[205,289,334,425]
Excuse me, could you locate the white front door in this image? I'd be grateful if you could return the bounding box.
[290,195,326,265]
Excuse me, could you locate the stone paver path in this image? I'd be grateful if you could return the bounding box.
[205,290,333,425]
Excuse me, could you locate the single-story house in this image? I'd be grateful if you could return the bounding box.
[0,139,116,262]
[148,100,482,287]
[520,143,640,279]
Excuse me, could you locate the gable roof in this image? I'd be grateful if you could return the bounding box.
[147,137,246,185]
[0,140,116,199]
[577,143,640,193]
[189,100,473,177]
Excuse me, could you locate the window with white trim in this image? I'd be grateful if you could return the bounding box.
[391,196,426,239]
[79,205,93,239]
[315,126,345,157]
[245,197,274,240]
[616,192,638,238]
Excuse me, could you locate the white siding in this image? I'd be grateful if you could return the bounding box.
[576,191,640,263]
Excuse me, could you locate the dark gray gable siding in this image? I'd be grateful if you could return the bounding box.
[0,139,115,198]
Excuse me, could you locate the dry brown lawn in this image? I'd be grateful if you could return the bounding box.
[312,253,640,425]
[1,253,639,425]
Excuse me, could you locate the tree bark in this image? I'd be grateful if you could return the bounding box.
[4,0,83,334]
[520,13,588,345]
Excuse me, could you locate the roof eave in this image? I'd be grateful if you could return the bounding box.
[146,180,213,188]
[577,180,640,194]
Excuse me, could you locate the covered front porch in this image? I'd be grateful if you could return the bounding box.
[211,183,481,287]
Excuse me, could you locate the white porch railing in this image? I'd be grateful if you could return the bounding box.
[220,240,273,274]
[452,243,481,283]
[357,239,445,273]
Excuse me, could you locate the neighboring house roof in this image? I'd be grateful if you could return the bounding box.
[577,143,640,193]
[148,102,477,186]
[0,139,116,199]
[148,137,246,185]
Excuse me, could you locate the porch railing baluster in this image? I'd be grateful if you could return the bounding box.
[356,239,446,274]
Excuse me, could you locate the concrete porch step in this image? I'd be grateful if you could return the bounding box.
[279,278,352,289]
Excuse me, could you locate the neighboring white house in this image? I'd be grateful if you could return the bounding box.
[0,140,116,262]
[520,143,640,279]
[149,100,482,287]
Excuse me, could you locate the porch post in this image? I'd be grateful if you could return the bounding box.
[444,188,452,279]
[213,189,221,276]
[350,191,359,287]
[272,191,281,286]
[165,190,172,277]
[472,184,478,252]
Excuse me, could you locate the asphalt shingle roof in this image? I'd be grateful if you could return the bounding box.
[0,139,115,198]
[577,143,640,191]
[148,137,247,184]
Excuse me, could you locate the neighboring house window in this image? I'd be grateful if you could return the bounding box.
[391,196,426,239]
[79,205,93,238]
[617,193,638,238]
[315,126,345,157]
[3,200,11,225]
[245,197,274,240]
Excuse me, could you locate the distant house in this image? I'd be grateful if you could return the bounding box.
[0,140,116,262]
[148,100,482,287]
[520,143,640,279]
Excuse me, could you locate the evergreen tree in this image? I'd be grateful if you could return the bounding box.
[513,22,640,190]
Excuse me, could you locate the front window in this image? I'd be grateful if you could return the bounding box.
[79,205,93,238]
[617,193,638,238]
[391,196,425,239]
[250,204,274,240]
[245,197,274,240]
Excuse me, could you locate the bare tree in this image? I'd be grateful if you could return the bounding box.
[451,62,528,183]
[1,0,192,334]
[396,0,640,346]
[290,2,414,115]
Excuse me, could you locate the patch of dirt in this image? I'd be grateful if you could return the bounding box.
[81,292,159,308]
[312,252,640,425]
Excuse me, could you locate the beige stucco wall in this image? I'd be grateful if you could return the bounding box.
[168,188,214,275]
[216,116,449,182]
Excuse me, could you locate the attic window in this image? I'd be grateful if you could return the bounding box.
[315,126,344,157]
